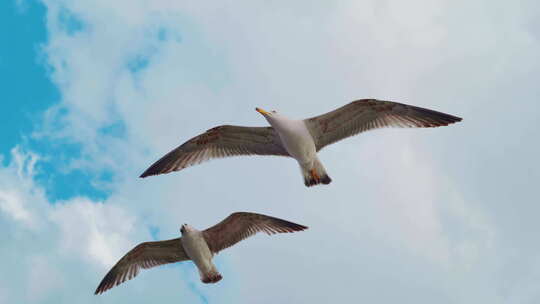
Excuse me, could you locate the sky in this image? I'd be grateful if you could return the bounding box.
[1,0,539,303]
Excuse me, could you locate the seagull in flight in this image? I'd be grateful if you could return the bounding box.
[94,212,307,294]
[140,99,462,186]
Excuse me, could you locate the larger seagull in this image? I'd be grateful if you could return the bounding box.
[140,99,462,186]
[95,212,307,294]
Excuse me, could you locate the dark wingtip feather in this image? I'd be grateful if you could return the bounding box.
[249,212,308,232]
[139,165,155,178]
[139,161,167,178]
[293,223,309,231]
[94,267,120,295]
[139,170,153,178]
[139,150,179,178]
[411,106,463,127]
[94,279,110,295]
[94,283,106,295]
[275,218,308,233]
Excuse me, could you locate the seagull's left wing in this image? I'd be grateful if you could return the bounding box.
[303,99,462,151]
[94,238,188,294]
[203,212,307,254]
[140,125,289,178]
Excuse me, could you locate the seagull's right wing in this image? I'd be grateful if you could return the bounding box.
[202,212,308,254]
[304,99,462,151]
[94,238,188,295]
[140,125,289,178]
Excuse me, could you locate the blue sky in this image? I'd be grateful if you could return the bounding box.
[1,1,540,303]
[0,0,55,157]
[1,0,110,201]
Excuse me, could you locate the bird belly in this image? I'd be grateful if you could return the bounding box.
[181,232,215,274]
[276,123,316,164]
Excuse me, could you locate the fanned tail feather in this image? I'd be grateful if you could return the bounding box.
[302,158,332,187]
[200,269,222,284]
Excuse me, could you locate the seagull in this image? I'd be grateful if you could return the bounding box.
[140,99,462,186]
[94,212,307,294]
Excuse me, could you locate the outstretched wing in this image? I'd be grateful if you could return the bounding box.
[140,125,289,178]
[94,238,188,294]
[203,212,308,254]
[304,99,462,151]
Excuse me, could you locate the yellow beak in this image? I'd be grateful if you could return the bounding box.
[256,107,270,115]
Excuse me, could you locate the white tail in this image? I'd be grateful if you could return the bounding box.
[301,157,332,187]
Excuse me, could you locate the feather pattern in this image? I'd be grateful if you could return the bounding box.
[94,238,188,294]
[304,99,462,151]
[140,125,289,177]
[203,212,308,254]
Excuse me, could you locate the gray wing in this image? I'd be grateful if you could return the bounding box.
[202,212,308,254]
[304,99,462,151]
[94,238,188,294]
[140,125,289,178]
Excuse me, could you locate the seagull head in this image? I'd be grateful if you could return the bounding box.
[180,224,188,234]
[256,108,283,125]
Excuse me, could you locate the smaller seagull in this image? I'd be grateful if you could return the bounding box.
[94,212,307,295]
[140,99,462,186]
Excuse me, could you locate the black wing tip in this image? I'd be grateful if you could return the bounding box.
[438,112,462,123]
[94,269,121,295]
[139,154,179,178]
[94,275,116,295]
[412,106,463,127]
[94,284,106,295]
[265,222,308,235]
[277,218,309,233]
[139,167,172,178]
[372,99,463,126]
[433,115,462,127]
[294,223,309,231]
[139,171,152,178]
[233,212,309,232]
[95,277,121,295]
[438,114,462,126]
[139,165,158,178]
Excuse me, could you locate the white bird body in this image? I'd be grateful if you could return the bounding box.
[263,113,330,185]
[180,225,221,283]
[264,115,315,163]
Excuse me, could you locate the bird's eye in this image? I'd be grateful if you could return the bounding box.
[272,111,276,113]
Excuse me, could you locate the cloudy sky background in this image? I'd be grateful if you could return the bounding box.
[1,0,539,303]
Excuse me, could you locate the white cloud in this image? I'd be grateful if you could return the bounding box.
[0,190,34,226]
[0,148,40,228]
[49,198,136,267]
